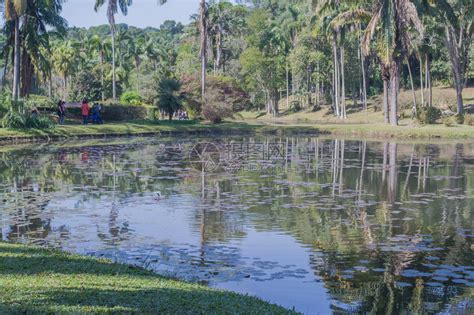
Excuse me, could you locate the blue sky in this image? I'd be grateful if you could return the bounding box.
[63,0,200,28]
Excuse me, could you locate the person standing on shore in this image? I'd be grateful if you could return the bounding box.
[57,100,66,124]
[81,99,90,125]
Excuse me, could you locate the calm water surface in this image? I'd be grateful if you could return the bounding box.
[0,137,473,314]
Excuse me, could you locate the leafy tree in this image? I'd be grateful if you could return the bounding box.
[156,78,182,120]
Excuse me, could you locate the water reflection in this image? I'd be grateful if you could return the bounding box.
[0,138,473,314]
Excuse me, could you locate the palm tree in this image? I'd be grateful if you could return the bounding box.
[361,0,424,125]
[89,34,110,101]
[428,0,474,116]
[52,41,75,99]
[19,0,67,97]
[3,0,27,100]
[94,0,133,101]
[156,78,182,121]
[199,0,208,98]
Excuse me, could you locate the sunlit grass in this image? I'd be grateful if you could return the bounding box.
[0,242,295,314]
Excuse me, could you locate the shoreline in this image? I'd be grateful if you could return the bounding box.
[1,120,474,145]
[0,242,295,314]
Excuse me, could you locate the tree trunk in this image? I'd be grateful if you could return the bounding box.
[383,79,389,124]
[111,25,117,101]
[100,51,105,101]
[199,0,207,99]
[361,48,367,111]
[286,61,289,109]
[340,45,347,119]
[426,54,432,107]
[64,75,68,100]
[48,74,52,99]
[389,63,399,126]
[445,26,464,115]
[419,55,424,107]
[169,112,173,121]
[407,57,417,117]
[12,18,20,100]
[333,36,340,117]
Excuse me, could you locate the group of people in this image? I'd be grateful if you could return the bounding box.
[81,99,103,125]
[57,99,103,125]
[176,109,189,120]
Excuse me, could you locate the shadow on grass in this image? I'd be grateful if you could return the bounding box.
[0,243,294,314]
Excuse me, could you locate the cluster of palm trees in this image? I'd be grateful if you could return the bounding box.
[315,0,472,125]
[0,0,472,127]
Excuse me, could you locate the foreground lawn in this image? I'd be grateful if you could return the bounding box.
[0,242,295,314]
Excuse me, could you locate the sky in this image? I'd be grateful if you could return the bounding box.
[62,0,200,28]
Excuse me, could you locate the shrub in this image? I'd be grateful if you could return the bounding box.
[442,116,456,127]
[290,100,301,113]
[180,75,250,119]
[417,107,442,124]
[1,100,55,130]
[69,70,103,102]
[120,91,143,106]
[156,79,183,120]
[25,95,55,110]
[202,89,234,123]
[464,115,474,126]
[455,113,464,124]
[146,107,160,121]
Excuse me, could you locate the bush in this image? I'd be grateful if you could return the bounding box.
[464,115,474,126]
[181,75,250,119]
[25,95,55,110]
[146,107,160,121]
[290,101,301,113]
[417,107,442,124]
[455,113,464,124]
[120,91,143,106]
[202,89,234,123]
[442,116,456,127]
[69,70,103,102]
[1,100,55,130]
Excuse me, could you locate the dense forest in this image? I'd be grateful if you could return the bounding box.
[0,0,473,127]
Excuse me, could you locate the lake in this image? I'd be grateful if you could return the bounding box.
[0,136,473,314]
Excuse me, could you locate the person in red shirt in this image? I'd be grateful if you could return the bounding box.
[81,99,90,125]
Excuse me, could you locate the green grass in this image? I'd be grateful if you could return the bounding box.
[2,118,474,143]
[0,242,295,314]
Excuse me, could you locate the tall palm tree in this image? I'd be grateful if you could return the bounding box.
[52,41,75,99]
[94,0,133,101]
[361,0,424,125]
[89,34,111,101]
[199,0,208,98]
[3,0,27,100]
[20,0,67,97]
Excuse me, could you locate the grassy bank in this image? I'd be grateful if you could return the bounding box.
[0,242,294,314]
[1,117,474,144]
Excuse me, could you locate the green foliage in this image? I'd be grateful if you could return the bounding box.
[202,91,234,124]
[181,75,250,120]
[69,70,103,102]
[1,98,55,130]
[417,107,442,124]
[442,116,456,127]
[25,95,56,109]
[146,107,160,121]
[156,78,183,120]
[120,91,143,105]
